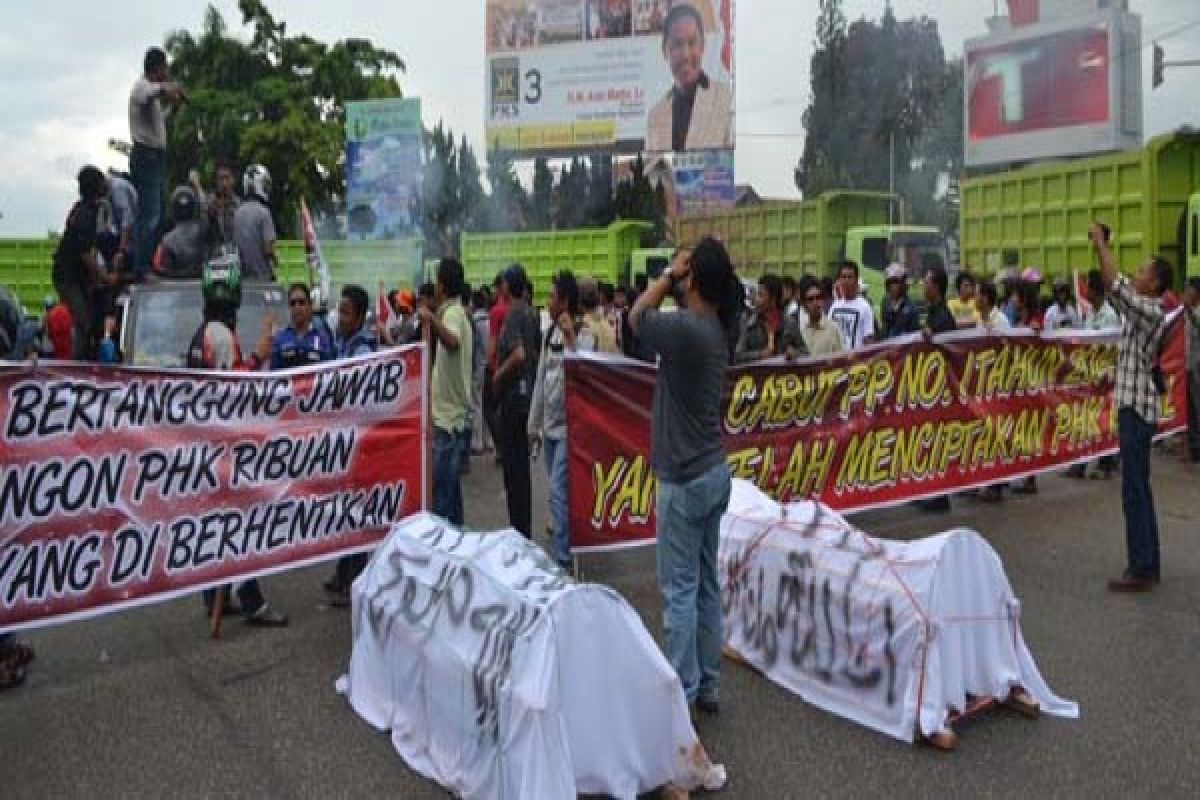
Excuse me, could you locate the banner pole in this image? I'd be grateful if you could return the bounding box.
[209,587,225,639]
[422,331,432,512]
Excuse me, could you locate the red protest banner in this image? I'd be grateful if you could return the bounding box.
[566,323,1188,553]
[0,346,426,632]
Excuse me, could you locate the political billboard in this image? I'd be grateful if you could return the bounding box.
[964,8,1142,167]
[486,0,734,156]
[345,98,423,239]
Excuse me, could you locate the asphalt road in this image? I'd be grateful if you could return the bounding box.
[2,449,1199,799]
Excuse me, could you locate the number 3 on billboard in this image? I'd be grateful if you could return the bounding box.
[525,69,542,104]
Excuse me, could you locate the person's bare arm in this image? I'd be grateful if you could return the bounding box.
[630,250,690,333]
[494,344,525,385]
[1091,223,1118,290]
[418,307,461,351]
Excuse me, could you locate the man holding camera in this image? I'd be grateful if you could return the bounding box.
[1091,223,1172,592]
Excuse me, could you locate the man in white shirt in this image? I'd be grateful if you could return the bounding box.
[1083,269,1120,330]
[1043,278,1082,331]
[975,281,1011,331]
[829,261,875,350]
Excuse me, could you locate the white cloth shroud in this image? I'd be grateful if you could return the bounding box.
[720,480,1079,741]
[336,512,726,799]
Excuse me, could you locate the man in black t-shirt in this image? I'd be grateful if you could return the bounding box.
[492,264,541,538]
[53,166,115,359]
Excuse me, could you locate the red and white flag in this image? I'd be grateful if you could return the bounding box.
[299,198,331,309]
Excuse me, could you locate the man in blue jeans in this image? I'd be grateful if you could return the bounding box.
[528,271,582,569]
[1092,223,1171,592]
[420,259,474,526]
[630,239,742,715]
[323,285,380,606]
[128,47,184,278]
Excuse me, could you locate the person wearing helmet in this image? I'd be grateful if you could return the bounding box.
[153,186,212,279]
[233,164,277,281]
[185,257,289,627]
[879,263,919,340]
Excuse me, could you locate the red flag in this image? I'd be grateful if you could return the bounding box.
[1073,269,1093,320]
[377,279,391,327]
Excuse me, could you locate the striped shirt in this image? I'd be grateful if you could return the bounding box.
[1108,276,1165,424]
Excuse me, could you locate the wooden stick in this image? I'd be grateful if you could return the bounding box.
[423,322,433,512]
[209,586,225,639]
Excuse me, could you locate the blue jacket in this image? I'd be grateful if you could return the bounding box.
[271,323,335,370]
[336,325,377,360]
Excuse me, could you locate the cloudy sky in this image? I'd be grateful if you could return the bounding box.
[1,0,1197,235]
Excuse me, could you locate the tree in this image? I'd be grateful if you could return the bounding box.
[164,1,405,236]
[585,153,616,227]
[531,158,554,228]
[798,2,960,226]
[799,0,849,193]
[481,149,528,232]
[416,123,459,257]
[613,154,666,243]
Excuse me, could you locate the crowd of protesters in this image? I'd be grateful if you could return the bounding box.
[4,44,1200,708]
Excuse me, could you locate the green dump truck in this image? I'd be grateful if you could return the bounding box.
[673,190,949,302]
[960,131,1200,284]
[460,220,667,305]
[0,237,424,316]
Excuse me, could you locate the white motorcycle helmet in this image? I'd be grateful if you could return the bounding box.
[243,164,272,203]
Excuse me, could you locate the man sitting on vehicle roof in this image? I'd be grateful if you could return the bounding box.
[153,186,212,280]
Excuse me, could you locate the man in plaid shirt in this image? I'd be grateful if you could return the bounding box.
[1091,223,1174,592]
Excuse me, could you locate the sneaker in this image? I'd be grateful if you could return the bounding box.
[245,605,290,627]
[0,662,25,691]
[0,641,35,669]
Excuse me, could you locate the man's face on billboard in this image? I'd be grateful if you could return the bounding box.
[664,14,703,90]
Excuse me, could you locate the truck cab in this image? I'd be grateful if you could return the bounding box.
[844,225,951,303]
[117,280,288,368]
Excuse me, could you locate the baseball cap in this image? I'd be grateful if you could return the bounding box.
[1021,266,1043,284]
[884,263,907,282]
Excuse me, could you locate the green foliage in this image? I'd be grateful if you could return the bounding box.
[799,1,963,229]
[164,1,404,236]
[613,154,666,244]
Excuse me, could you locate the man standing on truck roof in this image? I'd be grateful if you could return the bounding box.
[1091,223,1172,593]
[187,259,289,628]
[233,164,277,282]
[129,47,184,280]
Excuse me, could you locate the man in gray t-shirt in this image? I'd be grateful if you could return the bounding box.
[232,164,276,281]
[638,308,727,483]
[629,240,736,714]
